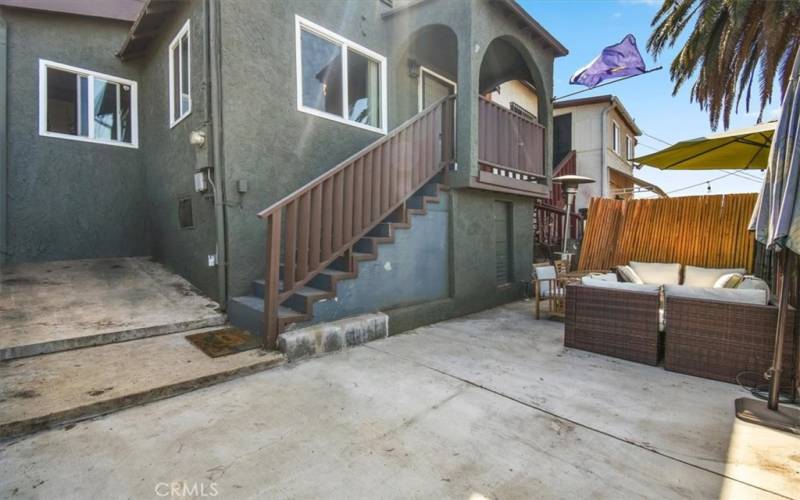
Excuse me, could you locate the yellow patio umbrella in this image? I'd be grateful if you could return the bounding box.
[633,121,776,170]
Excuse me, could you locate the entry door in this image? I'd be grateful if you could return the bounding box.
[494,201,513,285]
[419,67,456,111]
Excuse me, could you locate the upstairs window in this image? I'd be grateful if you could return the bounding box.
[626,135,635,161]
[612,120,620,155]
[169,20,191,127]
[39,60,137,147]
[295,16,387,133]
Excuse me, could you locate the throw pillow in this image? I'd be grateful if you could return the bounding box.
[713,272,744,289]
[629,261,681,285]
[684,265,746,287]
[616,265,644,284]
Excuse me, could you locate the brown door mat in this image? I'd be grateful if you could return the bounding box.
[185,327,261,358]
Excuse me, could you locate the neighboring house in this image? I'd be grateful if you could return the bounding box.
[486,80,539,120]
[0,0,568,343]
[552,95,652,210]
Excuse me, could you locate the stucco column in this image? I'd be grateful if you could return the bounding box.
[448,27,479,189]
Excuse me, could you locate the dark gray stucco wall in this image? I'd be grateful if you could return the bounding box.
[1,8,147,263]
[219,0,397,297]
[217,0,550,324]
[309,192,450,324]
[137,1,220,300]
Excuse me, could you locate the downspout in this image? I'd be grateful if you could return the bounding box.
[599,101,614,198]
[0,16,7,265]
[205,0,228,306]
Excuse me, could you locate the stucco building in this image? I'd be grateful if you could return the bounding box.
[0,0,568,342]
[553,95,644,210]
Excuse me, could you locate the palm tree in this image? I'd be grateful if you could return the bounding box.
[648,0,800,130]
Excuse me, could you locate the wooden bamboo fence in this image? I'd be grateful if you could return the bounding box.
[577,194,758,272]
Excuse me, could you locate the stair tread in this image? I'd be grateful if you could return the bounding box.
[278,305,306,319]
[293,286,330,297]
[320,268,350,276]
[232,296,305,319]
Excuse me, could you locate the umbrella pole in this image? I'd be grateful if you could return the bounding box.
[767,250,790,410]
[735,249,800,434]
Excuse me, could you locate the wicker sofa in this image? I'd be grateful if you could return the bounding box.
[664,294,795,389]
[565,283,662,365]
[563,263,797,389]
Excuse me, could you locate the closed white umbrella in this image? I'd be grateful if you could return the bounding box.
[736,51,800,434]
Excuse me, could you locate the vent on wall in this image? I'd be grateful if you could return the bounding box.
[380,0,393,6]
[178,197,194,229]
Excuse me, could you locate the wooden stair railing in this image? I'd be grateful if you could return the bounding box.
[258,95,456,348]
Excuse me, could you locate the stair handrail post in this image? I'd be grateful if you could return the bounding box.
[440,97,455,184]
[264,211,282,349]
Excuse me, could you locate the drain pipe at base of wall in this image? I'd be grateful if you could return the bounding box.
[599,101,614,198]
[205,0,228,308]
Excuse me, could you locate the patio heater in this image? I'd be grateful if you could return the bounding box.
[552,175,595,265]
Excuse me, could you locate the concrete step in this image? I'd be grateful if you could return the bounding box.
[0,326,285,441]
[330,251,375,272]
[308,268,353,291]
[0,315,226,362]
[228,295,308,338]
[283,286,333,314]
[0,257,227,361]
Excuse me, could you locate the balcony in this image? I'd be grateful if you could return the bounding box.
[474,97,549,197]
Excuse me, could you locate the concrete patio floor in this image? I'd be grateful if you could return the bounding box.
[2,301,798,499]
[0,257,225,359]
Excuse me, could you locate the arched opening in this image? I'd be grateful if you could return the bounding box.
[394,24,458,123]
[477,36,547,188]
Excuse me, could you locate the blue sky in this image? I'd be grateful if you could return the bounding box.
[520,0,777,197]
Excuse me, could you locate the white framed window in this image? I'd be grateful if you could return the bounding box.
[38,59,138,148]
[612,120,620,154]
[418,66,456,112]
[295,15,387,134]
[169,19,191,127]
[626,135,635,161]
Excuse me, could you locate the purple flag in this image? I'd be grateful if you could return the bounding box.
[570,34,646,88]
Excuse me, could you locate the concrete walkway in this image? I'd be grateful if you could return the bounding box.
[2,302,798,499]
[0,258,224,359]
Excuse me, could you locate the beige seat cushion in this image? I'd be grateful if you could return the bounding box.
[588,272,619,282]
[581,277,659,293]
[737,276,771,296]
[684,265,746,287]
[664,284,767,305]
[629,261,681,285]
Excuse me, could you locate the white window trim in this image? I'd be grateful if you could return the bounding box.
[612,120,620,154]
[417,66,457,112]
[38,59,138,148]
[295,15,388,134]
[168,19,192,128]
[627,134,635,161]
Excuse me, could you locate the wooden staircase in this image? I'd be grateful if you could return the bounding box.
[230,96,456,348]
[228,180,450,339]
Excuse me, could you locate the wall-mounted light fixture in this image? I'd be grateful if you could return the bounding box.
[407,58,420,78]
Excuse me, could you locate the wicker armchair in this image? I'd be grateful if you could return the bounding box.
[532,263,565,320]
[664,297,796,390]
[564,283,662,365]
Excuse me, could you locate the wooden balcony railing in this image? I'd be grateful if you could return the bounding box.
[478,96,545,181]
[535,203,583,247]
[258,96,456,348]
[547,150,577,208]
